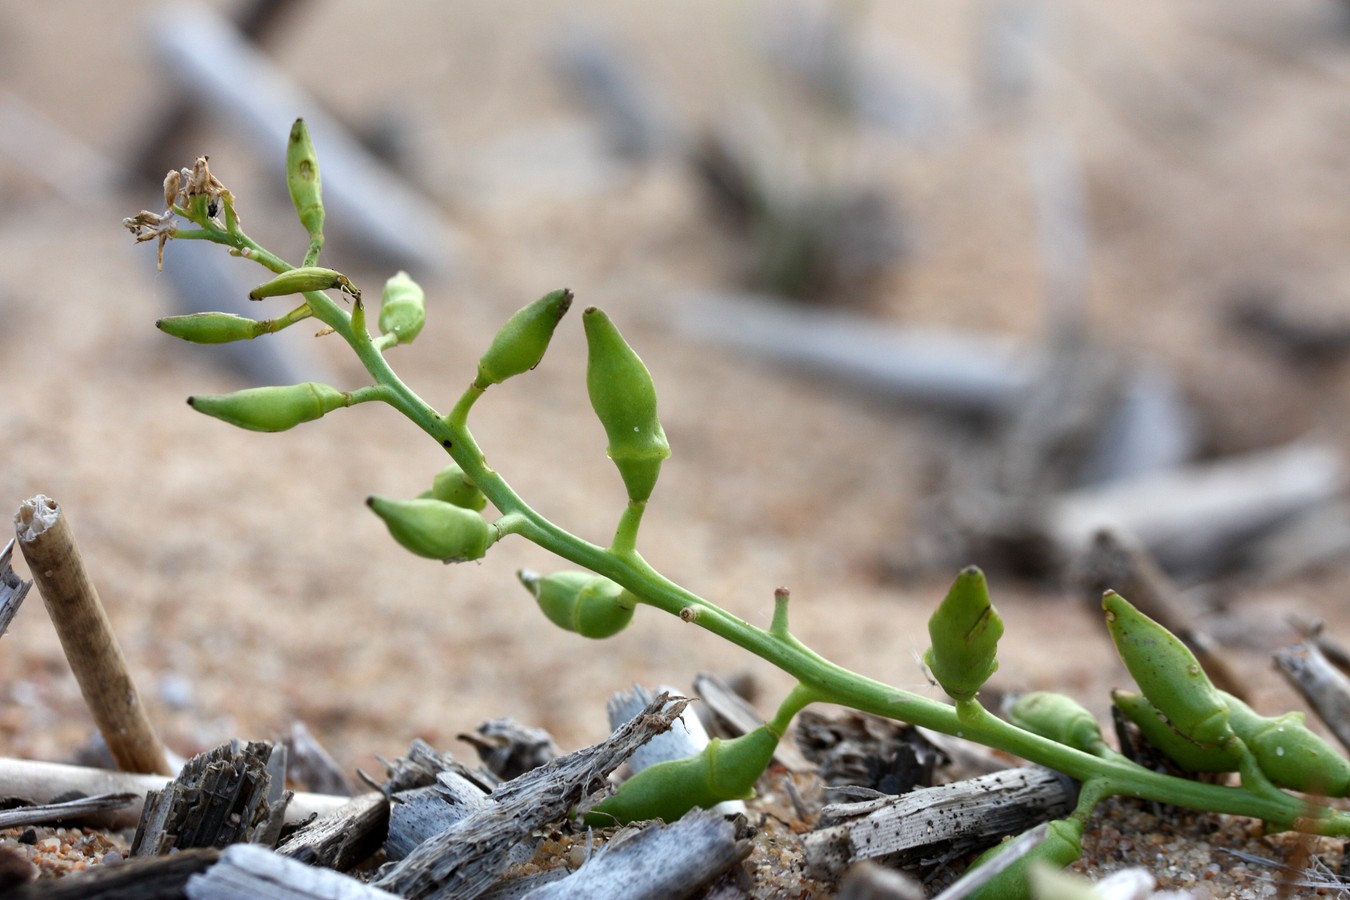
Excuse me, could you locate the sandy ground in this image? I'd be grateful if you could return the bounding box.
[3,0,1350,890]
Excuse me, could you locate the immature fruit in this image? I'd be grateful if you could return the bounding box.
[583,307,670,503]
[519,570,636,639]
[367,496,489,562]
[286,117,324,241]
[966,818,1085,900]
[1112,690,1242,774]
[249,267,356,301]
[158,312,262,344]
[429,463,487,511]
[583,725,779,825]
[1223,691,1350,795]
[378,271,426,345]
[475,288,573,387]
[924,567,1003,703]
[1008,691,1103,754]
[187,382,349,432]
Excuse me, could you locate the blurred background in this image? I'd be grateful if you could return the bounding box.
[3,0,1350,778]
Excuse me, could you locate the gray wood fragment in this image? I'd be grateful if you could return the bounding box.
[373,693,688,899]
[276,792,388,873]
[0,539,30,638]
[1274,638,1350,754]
[185,843,399,900]
[795,709,947,794]
[284,721,354,797]
[518,809,750,900]
[805,766,1076,880]
[0,792,138,828]
[837,860,926,900]
[376,738,498,796]
[458,718,559,781]
[384,774,492,862]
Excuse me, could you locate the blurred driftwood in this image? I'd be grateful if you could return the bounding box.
[283,721,353,798]
[837,860,926,900]
[0,792,139,829]
[3,848,220,900]
[1274,637,1350,754]
[186,843,399,900]
[0,539,30,638]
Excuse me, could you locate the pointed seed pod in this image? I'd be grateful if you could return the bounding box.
[1102,591,1237,752]
[476,288,573,387]
[583,725,779,825]
[1008,692,1103,754]
[1222,691,1350,795]
[187,382,350,432]
[286,118,324,241]
[430,463,487,511]
[378,271,426,345]
[367,496,489,562]
[923,566,1003,702]
[158,312,263,344]
[1112,690,1242,774]
[518,570,637,639]
[249,267,356,301]
[965,818,1085,900]
[583,307,670,503]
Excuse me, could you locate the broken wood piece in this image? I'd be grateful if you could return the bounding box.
[14,496,172,776]
[373,693,688,899]
[519,808,751,900]
[0,539,31,638]
[3,847,220,900]
[276,791,388,873]
[384,773,492,862]
[804,766,1076,880]
[795,708,948,795]
[151,5,457,273]
[284,721,354,797]
[186,843,400,900]
[1274,638,1350,754]
[375,737,498,796]
[0,792,139,829]
[131,740,291,856]
[457,717,559,781]
[693,672,813,772]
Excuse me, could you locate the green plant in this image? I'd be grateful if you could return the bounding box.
[124,122,1350,897]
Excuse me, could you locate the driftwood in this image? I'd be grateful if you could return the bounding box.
[804,766,1077,880]
[520,809,751,900]
[795,709,947,796]
[4,848,221,900]
[131,741,291,857]
[185,844,399,900]
[14,495,172,776]
[0,792,139,829]
[457,718,559,781]
[284,721,355,798]
[837,860,926,900]
[373,693,688,899]
[1274,637,1350,754]
[276,791,389,873]
[0,539,30,637]
[384,773,493,862]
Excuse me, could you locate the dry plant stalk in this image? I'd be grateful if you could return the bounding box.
[13,495,172,776]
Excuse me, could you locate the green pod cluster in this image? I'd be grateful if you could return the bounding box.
[158,312,263,344]
[475,289,573,387]
[426,463,487,512]
[923,567,1003,703]
[1223,692,1350,796]
[286,118,324,242]
[249,267,356,301]
[378,271,426,346]
[1008,692,1103,754]
[966,817,1085,900]
[187,382,350,432]
[1112,690,1242,774]
[583,725,779,826]
[1102,591,1237,753]
[583,307,670,503]
[367,496,489,563]
[518,570,636,639]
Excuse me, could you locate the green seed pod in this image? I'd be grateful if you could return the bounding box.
[583,725,779,826]
[965,818,1085,900]
[518,570,637,639]
[430,463,487,512]
[475,288,573,387]
[378,271,426,346]
[366,496,489,563]
[1102,591,1237,752]
[248,267,356,301]
[583,307,671,503]
[1007,692,1103,754]
[286,118,324,242]
[158,312,263,344]
[1112,690,1242,774]
[187,382,350,432]
[1222,691,1350,795]
[923,567,1003,702]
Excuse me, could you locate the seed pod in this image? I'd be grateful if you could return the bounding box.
[367,496,489,563]
[286,118,324,241]
[476,288,573,387]
[1102,591,1237,752]
[1008,692,1103,754]
[583,307,670,503]
[430,463,487,511]
[158,312,263,344]
[187,382,350,432]
[965,818,1085,900]
[1112,690,1242,774]
[378,271,426,345]
[1222,691,1350,795]
[518,570,637,639]
[923,567,1003,702]
[583,725,779,825]
[249,267,356,301]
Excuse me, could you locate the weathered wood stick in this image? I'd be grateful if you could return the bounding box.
[0,792,139,829]
[0,539,31,638]
[0,757,353,830]
[1274,638,1350,754]
[277,791,389,873]
[186,844,400,900]
[14,496,171,776]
